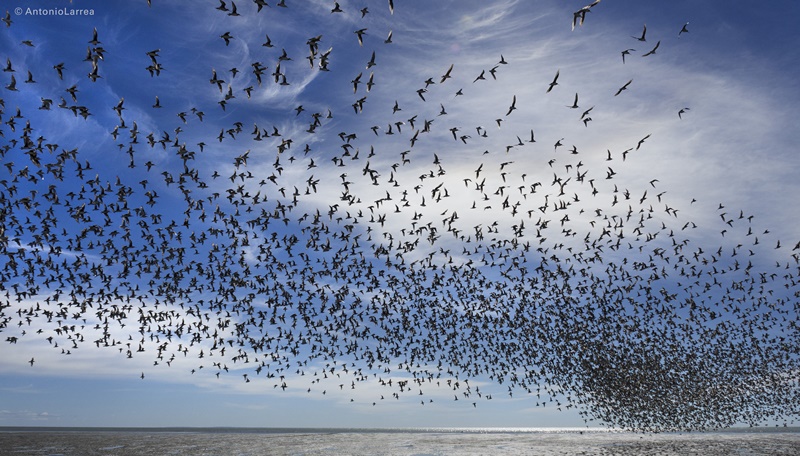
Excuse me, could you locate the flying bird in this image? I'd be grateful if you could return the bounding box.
[642,41,661,57]
[633,24,647,41]
[354,28,367,46]
[4,74,17,91]
[614,79,632,96]
[220,31,234,45]
[567,93,579,109]
[547,70,560,93]
[572,0,601,31]
[506,95,517,116]
[53,62,65,79]
[440,64,454,83]
[621,49,635,64]
[89,27,101,45]
[636,133,651,149]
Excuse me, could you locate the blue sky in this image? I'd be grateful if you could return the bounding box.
[0,0,799,430]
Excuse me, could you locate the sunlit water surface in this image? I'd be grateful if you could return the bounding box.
[2,427,799,455]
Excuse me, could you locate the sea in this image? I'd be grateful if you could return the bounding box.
[1,426,799,455]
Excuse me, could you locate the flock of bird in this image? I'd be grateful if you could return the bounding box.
[1,1,798,432]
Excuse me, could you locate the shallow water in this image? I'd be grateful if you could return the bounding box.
[1,427,799,455]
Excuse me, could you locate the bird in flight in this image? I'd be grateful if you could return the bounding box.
[614,79,632,96]
[632,24,647,41]
[506,95,517,116]
[5,73,18,91]
[220,31,234,46]
[440,64,454,83]
[355,28,367,46]
[642,41,661,57]
[567,93,579,109]
[621,49,635,64]
[572,0,602,31]
[547,70,560,93]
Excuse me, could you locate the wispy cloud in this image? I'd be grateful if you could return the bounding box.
[0,409,58,422]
